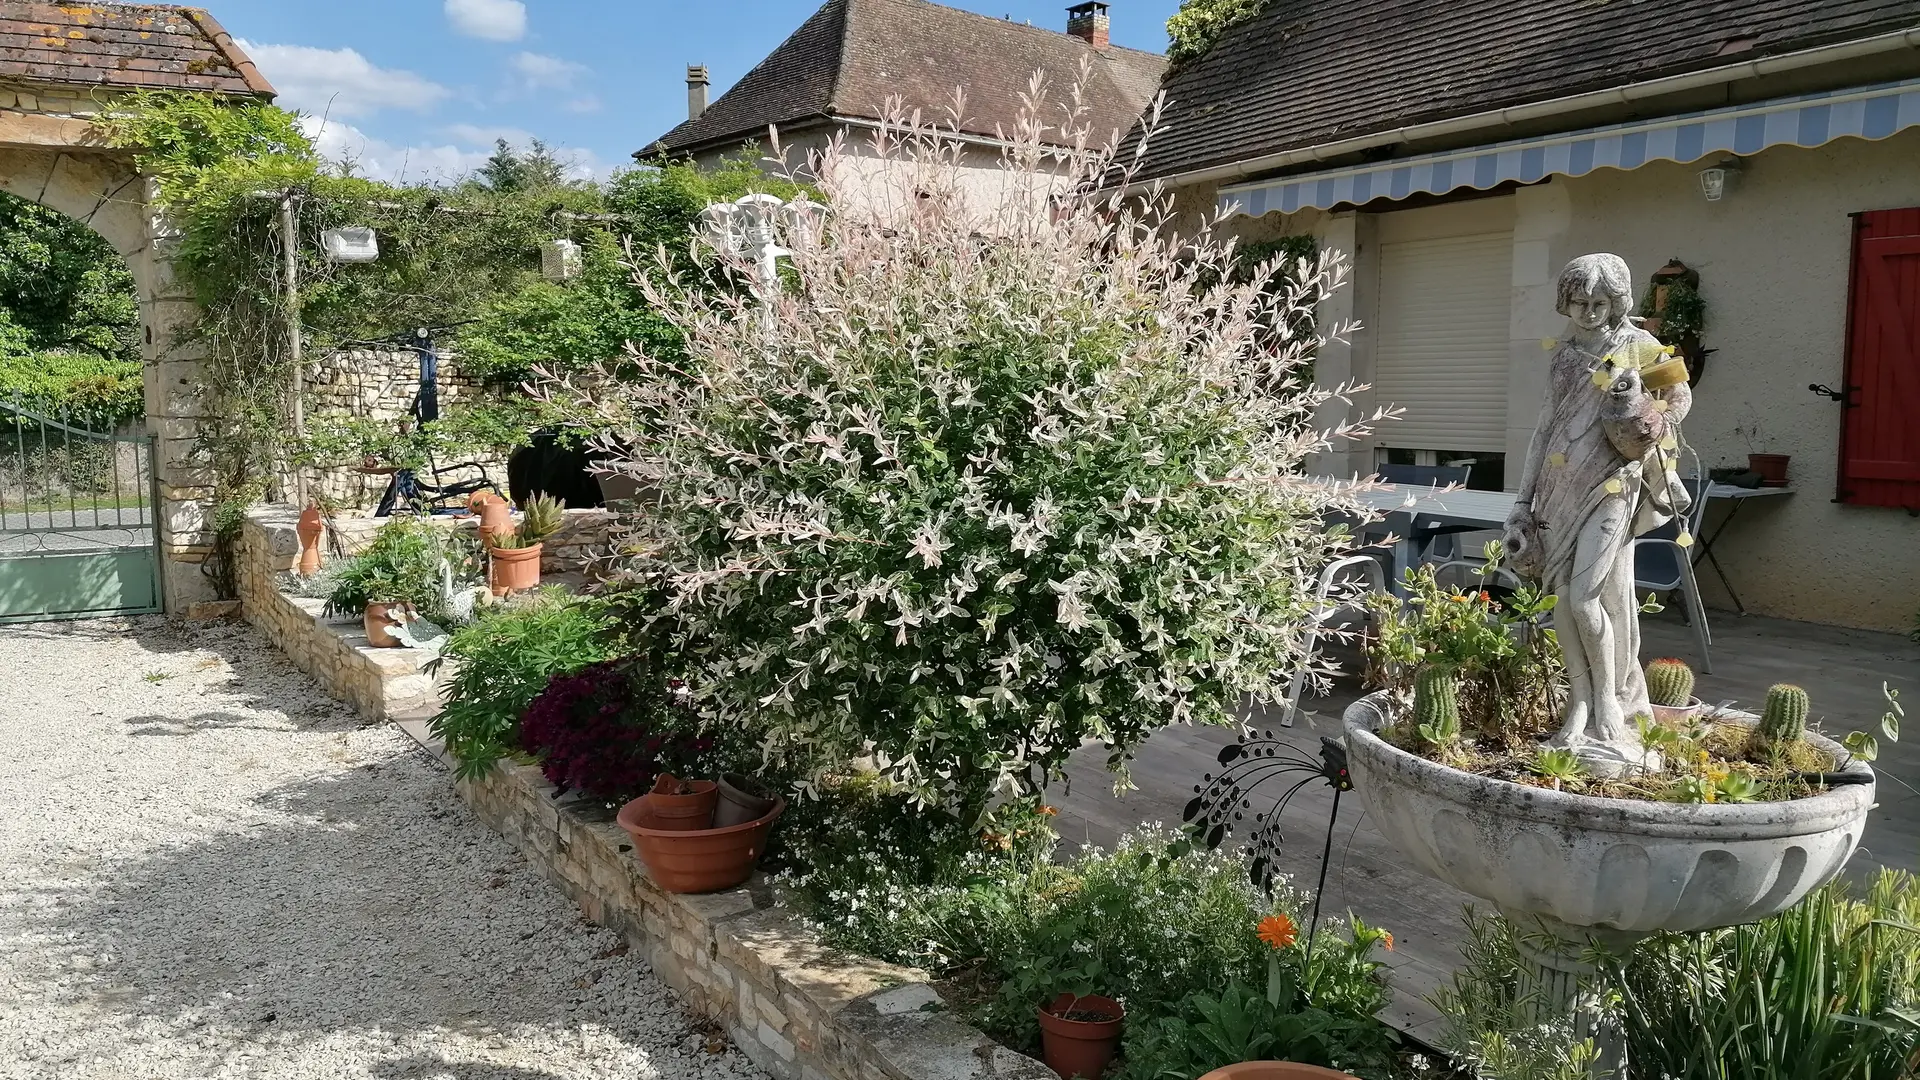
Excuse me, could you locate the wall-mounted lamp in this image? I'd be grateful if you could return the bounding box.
[321,225,379,263]
[1698,157,1743,202]
[541,238,582,282]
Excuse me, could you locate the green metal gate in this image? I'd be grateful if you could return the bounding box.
[0,402,163,623]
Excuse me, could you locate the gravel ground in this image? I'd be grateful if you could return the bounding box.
[0,616,767,1080]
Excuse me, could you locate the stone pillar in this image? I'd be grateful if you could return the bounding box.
[1505,910,1644,1078]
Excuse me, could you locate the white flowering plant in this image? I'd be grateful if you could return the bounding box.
[564,72,1383,816]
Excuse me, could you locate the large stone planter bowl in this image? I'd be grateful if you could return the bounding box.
[1343,693,1874,935]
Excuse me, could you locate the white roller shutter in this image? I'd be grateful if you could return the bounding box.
[1372,232,1512,453]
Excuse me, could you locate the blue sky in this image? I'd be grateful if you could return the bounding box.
[207,0,1183,184]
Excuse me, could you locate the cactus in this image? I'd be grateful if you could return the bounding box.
[1645,657,1695,708]
[1414,664,1461,747]
[1755,683,1810,752]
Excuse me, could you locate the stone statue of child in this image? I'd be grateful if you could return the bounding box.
[1504,254,1693,774]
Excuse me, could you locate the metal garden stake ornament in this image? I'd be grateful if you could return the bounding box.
[1183,730,1353,952]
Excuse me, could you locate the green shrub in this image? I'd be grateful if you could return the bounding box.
[1165,0,1275,64]
[0,350,143,429]
[426,592,618,779]
[323,517,448,618]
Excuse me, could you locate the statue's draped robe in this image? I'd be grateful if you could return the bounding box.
[1516,323,1692,727]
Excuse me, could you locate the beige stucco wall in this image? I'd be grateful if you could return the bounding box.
[1204,128,1920,632]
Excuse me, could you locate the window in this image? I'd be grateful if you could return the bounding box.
[1377,447,1506,492]
[1838,209,1920,509]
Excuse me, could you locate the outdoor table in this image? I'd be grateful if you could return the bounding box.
[1696,484,1794,615]
[1349,484,1516,594]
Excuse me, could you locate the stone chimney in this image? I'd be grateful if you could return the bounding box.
[686,64,710,121]
[1066,2,1110,48]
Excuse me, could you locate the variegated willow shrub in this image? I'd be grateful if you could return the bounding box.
[564,77,1385,818]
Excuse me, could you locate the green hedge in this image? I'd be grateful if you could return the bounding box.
[0,349,144,430]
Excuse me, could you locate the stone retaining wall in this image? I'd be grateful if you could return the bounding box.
[455,759,1053,1080]
[306,346,508,510]
[237,504,621,718]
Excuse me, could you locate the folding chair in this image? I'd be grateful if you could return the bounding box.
[1281,553,1388,726]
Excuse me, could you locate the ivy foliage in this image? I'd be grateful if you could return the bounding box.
[1166,0,1276,65]
[0,351,143,429]
[0,190,139,367]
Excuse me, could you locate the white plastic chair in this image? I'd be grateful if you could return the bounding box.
[1634,446,1712,673]
[1281,553,1388,726]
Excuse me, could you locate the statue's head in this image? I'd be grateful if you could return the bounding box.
[1555,253,1634,333]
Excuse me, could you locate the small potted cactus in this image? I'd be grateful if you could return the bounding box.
[1749,683,1810,761]
[1646,658,1702,724]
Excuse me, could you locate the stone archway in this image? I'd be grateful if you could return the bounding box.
[0,136,216,615]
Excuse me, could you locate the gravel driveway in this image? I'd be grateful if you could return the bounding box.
[0,617,766,1080]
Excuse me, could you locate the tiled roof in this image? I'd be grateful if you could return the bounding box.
[645,0,1166,157]
[1126,0,1920,183]
[0,2,273,97]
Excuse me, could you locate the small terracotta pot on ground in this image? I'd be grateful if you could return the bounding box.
[1195,1064,1363,1080]
[475,494,514,544]
[488,542,542,596]
[1748,453,1791,487]
[645,774,719,831]
[615,794,786,893]
[1036,993,1125,1080]
[714,773,777,828]
[363,601,412,648]
[1650,697,1705,725]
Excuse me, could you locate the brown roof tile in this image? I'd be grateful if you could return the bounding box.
[0,2,273,97]
[1127,0,1920,183]
[644,0,1165,157]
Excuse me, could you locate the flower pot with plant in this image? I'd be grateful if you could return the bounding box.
[324,518,448,642]
[488,494,564,596]
[615,789,785,893]
[642,773,719,830]
[715,773,777,827]
[1645,657,1702,724]
[1037,993,1126,1080]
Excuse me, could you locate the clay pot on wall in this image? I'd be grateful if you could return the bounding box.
[364,601,413,648]
[644,774,718,830]
[1036,994,1125,1080]
[615,790,786,894]
[487,542,542,596]
[714,774,777,828]
[295,504,325,576]
[474,494,514,545]
[1748,453,1791,487]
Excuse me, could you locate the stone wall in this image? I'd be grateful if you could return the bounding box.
[237,504,622,717]
[306,346,509,510]
[455,757,1052,1080]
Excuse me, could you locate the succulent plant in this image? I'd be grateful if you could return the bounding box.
[1645,657,1695,708]
[1755,683,1810,753]
[1414,664,1460,747]
[516,493,566,545]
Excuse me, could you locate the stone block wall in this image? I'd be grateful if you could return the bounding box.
[306,347,509,509]
[456,759,1053,1080]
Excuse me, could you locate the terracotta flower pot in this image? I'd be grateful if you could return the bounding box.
[475,494,514,545]
[295,504,324,576]
[1036,993,1125,1080]
[714,773,778,828]
[488,542,542,596]
[645,774,719,831]
[363,601,412,648]
[1650,697,1704,726]
[1196,1064,1363,1080]
[615,793,786,894]
[1748,453,1790,487]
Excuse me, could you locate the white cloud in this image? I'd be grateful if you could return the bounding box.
[243,42,449,118]
[445,0,526,42]
[301,116,491,185]
[444,123,535,146]
[509,51,588,91]
[562,94,604,114]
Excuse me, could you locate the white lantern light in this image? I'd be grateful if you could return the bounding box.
[541,238,582,282]
[1698,158,1742,202]
[321,225,379,263]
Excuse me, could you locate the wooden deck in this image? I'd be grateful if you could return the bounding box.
[1046,610,1920,1046]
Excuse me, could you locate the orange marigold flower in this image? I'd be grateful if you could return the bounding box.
[1038,805,1058,817]
[1380,929,1395,952]
[1450,594,1470,603]
[1258,914,1298,950]
[1478,591,1492,603]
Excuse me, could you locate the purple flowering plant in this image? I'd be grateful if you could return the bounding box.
[516,655,717,806]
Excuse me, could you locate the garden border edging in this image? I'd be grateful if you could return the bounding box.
[452,755,1056,1080]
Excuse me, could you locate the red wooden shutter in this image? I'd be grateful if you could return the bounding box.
[1839,208,1920,508]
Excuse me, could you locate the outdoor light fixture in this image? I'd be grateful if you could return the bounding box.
[321,225,379,263]
[700,193,825,332]
[540,238,582,282]
[1698,158,1742,202]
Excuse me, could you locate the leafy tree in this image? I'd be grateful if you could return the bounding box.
[1166,0,1275,64]
[474,138,571,194]
[0,190,139,363]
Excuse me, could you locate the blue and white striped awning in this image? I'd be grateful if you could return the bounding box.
[1219,77,1920,217]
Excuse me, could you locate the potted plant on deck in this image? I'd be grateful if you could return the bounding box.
[1343,253,1882,1076]
[323,517,447,647]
